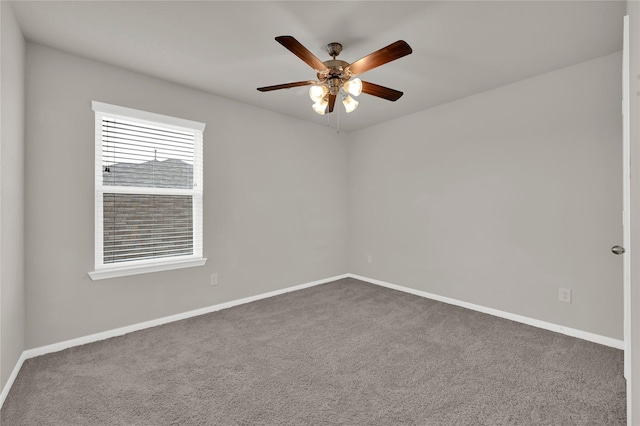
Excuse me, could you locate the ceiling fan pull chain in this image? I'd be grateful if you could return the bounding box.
[336,99,340,134]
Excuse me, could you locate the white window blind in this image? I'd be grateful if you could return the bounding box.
[91,101,206,279]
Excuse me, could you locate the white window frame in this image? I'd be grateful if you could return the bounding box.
[89,101,206,280]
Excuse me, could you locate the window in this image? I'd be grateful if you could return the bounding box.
[89,102,206,280]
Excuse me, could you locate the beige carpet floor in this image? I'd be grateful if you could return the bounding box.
[1,278,626,425]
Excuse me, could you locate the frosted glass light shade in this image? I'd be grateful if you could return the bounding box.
[342,95,358,113]
[309,85,329,103]
[343,78,362,96]
[312,98,328,115]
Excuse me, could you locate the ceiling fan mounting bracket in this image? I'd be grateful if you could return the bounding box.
[326,42,343,58]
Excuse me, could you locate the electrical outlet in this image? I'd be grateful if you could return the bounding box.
[210,273,218,286]
[558,287,571,304]
[367,255,372,264]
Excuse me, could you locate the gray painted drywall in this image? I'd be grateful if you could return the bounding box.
[21,39,624,352]
[0,1,26,391]
[24,43,348,348]
[348,52,623,339]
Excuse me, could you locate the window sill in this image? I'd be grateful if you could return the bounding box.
[89,258,207,281]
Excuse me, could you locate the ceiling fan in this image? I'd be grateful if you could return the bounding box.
[257,36,412,115]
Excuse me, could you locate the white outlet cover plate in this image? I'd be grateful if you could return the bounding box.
[558,287,571,303]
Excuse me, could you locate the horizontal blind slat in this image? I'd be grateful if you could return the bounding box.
[103,119,194,138]
[103,136,194,154]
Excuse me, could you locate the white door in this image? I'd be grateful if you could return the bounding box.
[621,11,632,400]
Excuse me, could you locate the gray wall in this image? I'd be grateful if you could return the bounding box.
[0,1,26,390]
[25,43,348,349]
[348,52,623,339]
[20,41,625,350]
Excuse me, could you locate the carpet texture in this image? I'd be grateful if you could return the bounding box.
[1,278,626,425]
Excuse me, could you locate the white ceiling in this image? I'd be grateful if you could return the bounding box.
[10,1,626,132]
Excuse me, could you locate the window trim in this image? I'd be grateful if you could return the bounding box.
[89,101,207,280]
[88,258,207,281]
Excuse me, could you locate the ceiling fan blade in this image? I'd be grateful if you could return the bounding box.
[361,81,404,101]
[346,40,412,76]
[257,80,317,92]
[328,94,336,113]
[276,36,329,72]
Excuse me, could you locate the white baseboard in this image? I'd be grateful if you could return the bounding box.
[0,351,27,410]
[348,273,624,350]
[23,273,349,359]
[0,273,348,409]
[1,271,623,410]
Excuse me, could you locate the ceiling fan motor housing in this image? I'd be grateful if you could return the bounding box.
[318,58,352,94]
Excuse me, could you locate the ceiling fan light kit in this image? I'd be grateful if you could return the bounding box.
[257,36,412,116]
[309,85,329,103]
[312,98,329,115]
[342,95,359,113]
[309,77,361,115]
[343,78,363,97]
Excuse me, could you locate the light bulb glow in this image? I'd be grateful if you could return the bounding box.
[309,85,328,103]
[342,95,359,113]
[312,98,328,115]
[343,78,362,96]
